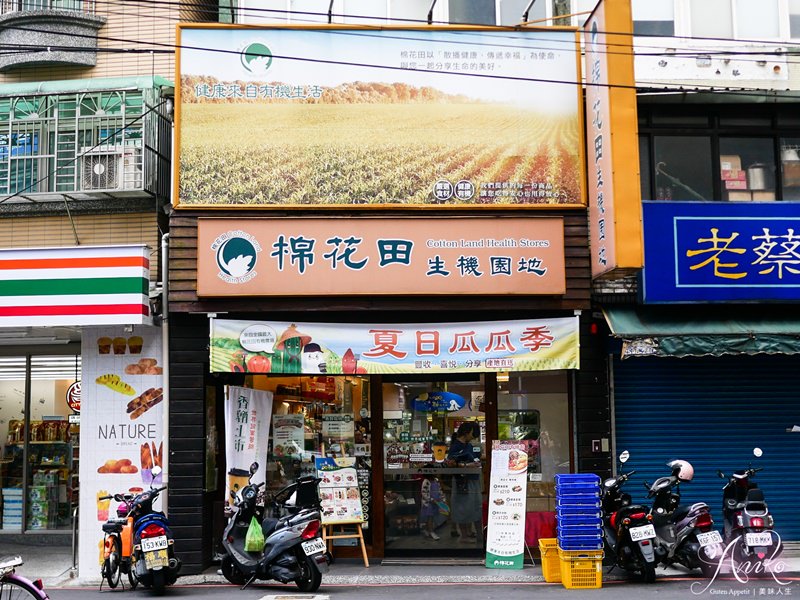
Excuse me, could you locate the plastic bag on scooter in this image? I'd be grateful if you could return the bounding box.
[245,516,265,552]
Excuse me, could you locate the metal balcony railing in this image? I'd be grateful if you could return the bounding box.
[0,0,94,15]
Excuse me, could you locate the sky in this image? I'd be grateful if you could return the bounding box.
[180,28,580,113]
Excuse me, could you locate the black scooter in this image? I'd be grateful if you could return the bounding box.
[601,451,658,583]
[220,462,329,592]
[718,448,781,566]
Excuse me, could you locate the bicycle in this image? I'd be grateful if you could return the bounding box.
[0,556,49,600]
[99,492,139,590]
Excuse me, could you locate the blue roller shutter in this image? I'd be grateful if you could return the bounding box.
[613,355,800,541]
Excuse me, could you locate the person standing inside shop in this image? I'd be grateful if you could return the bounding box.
[447,421,482,541]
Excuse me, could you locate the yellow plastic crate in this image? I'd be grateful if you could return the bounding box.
[538,538,561,583]
[558,548,603,589]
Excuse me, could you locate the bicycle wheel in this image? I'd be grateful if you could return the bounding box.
[103,536,122,589]
[0,578,42,600]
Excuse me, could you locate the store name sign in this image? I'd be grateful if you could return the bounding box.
[197,217,565,296]
[642,201,800,302]
[210,317,579,375]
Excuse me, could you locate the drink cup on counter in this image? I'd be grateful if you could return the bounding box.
[432,441,448,463]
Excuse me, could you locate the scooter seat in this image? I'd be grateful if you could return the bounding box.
[262,517,280,538]
[672,505,690,522]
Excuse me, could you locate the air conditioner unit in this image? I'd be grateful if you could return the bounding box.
[81,146,143,191]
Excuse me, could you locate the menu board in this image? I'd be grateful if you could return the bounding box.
[485,441,528,569]
[315,456,363,525]
[272,414,305,459]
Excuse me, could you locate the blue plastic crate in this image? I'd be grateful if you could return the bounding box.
[556,482,601,496]
[557,523,602,536]
[555,497,601,509]
[557,506,602,519]
[557,534,604,551]
[557,514,602,529]
[555,474,601,485]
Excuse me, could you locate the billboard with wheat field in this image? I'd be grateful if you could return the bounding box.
[176,26,584,208]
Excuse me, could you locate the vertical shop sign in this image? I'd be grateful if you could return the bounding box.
[315,457,363,525]
[356,457,372,530]
[485,441,528,569]
[224,386,273,504]
[584,0,643,278]
[78,325,163,581]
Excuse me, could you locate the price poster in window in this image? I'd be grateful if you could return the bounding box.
[485,441,528,569]
[315,456,363,525]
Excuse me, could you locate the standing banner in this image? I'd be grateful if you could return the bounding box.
[224,386,273,505]
[486,441,528,569]
[79,325,164,581]
[315,457,363,525]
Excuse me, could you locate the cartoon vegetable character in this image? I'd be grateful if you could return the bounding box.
[246,354,271,373]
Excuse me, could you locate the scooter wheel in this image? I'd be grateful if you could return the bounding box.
[295,555,322,593]
[642,563,656,584]
[151,569,165,596]
[221,555,246,586]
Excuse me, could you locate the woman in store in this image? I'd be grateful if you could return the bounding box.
[447,421,482,541]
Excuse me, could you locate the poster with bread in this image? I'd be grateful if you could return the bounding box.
[79,325,165,577]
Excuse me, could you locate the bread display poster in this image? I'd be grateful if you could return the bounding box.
[315,457,363,525]
[78,325,164,579]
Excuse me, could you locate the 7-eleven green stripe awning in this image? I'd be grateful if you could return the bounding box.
[0,245,152,327]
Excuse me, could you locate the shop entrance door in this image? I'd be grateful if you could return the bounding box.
[381,375,486,556]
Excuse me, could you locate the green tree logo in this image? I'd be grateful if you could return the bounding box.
[241,42,273,74]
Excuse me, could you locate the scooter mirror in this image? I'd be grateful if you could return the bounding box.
[717,470,725,479]
[249,462,259,475]
[619,450,630,464]
[753,447,763,458]
[152,466,162,478]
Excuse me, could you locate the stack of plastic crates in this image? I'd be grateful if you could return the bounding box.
[555,474,603,589]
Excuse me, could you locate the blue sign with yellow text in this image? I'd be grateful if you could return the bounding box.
[642,201,800,303]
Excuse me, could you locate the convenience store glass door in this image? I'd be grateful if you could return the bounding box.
[0,354,80,532]
[383,376,485,555]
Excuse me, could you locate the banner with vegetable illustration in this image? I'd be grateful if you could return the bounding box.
[78,325,164,581]
[210,317,579,375]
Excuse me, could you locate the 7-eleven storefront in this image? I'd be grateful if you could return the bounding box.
[0,245,165,581]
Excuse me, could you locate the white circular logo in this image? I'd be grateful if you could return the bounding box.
[433,179,453,202]
[454,180,475,200]
[211,230,262,284]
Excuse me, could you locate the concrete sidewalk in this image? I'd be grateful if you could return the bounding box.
[3,540,799,588]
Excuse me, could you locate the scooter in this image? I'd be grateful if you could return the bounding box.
[601,451,659,583]
[130,466,181,595]
[645,459,723,578]
[221,462,329,592]
[718,448,781,566]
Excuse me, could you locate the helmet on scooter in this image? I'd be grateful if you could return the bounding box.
[667,459,694,482]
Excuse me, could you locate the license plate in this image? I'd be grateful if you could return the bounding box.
[697,531,723,547]
[144,549,169,569]
[745,532,773,547]
[629,524,656,542]
[301,538,326,556]
[141,536,168,552]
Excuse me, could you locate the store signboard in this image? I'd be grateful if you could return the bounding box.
[78,325,163,581]
[642,201,800,302]
[210,316,579,375]
[583,0,643,278]
[197,217,566,296]
[176,26,584,208]
[486,441,528,569]
[0,245,151,327]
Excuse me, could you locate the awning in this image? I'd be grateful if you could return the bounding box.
[603,306,800,359]
[0,76,174,98]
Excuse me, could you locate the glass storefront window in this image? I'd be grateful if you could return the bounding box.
[382,377,485,553]
[719,137,776,202]
[497,372,569,513]
[0,354,79,532]
[250,375,372,539]
[780,138,800,201]
[653,136,713,201]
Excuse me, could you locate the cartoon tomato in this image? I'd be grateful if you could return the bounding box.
[247,354,271,373]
